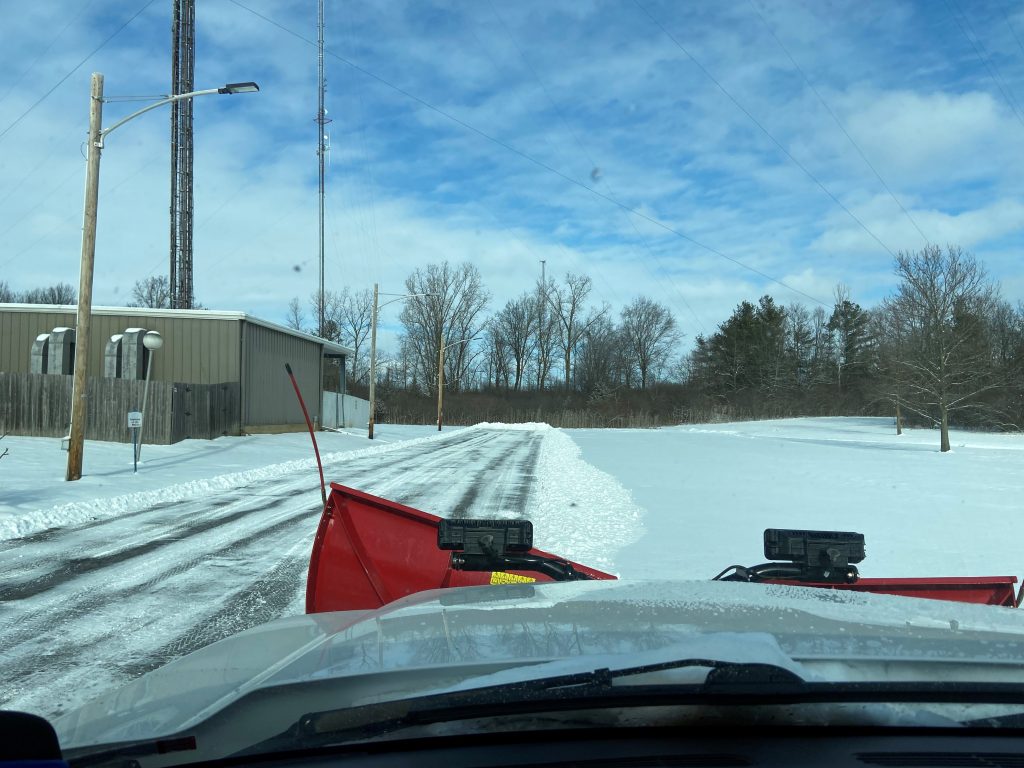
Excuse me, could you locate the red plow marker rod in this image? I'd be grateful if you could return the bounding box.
[285,363,326,507]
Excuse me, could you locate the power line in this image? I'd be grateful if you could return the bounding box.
[0,155,161,271]
[0,0,97,108]
[0,166,80,243]
[0,0,158,145]
[0,149,58,210]
[488,0,708,333]
[634,0,896,260]
[746,0,931,247]
[227,0,828,307]
[1003,6,1024,59]
[945,0,1024,129]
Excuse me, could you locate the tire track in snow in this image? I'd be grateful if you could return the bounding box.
[0,426,478,550]
[119,550,311,679]
[0,496,284,601]
[0,431,503,657]
[0,427,547,718]
[0,430,499,598]
[449,431,542,518]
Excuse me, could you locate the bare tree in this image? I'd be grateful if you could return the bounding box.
[0,281,15,302]
[285,297,305,331]
[309,290,363,353]
[534,276,559,390]
[19,283,77,304]
[492,293,538,391]
[484,319,513,390]
[886,245,1001,452]
[336,287,374,384]
[784,303,814,393]
[129,276,171,308]
[399,262,489,393]
[575,313,620,395]
[309,291,340,341]
[620,297,682,389]
[549,273,607,390]
[871,305,920,435]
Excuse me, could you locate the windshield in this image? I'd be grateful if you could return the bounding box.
[2,0,1024,761]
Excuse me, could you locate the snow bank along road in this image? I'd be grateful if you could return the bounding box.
[0,425,611,718]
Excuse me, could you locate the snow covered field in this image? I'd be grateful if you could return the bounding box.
[570,417,1024,581]
[1,416,1022,717]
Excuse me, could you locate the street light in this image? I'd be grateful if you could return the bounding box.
[135,330,164,464]
[437,337,475,432]
[66,73,258,481]
[367,285,435,439]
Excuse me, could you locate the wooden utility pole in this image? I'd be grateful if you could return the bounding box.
[67,73,104,481]
[368,283,378,439]
[437,337,445,431]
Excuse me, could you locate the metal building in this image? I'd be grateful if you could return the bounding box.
[0,304,350,441]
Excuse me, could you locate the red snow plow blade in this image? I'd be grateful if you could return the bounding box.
[307,484,616,614]
[764,576,1020,607]
[306,485,1020,614]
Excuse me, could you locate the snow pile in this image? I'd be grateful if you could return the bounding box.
[473,421,553,431]
[529,426,644,573]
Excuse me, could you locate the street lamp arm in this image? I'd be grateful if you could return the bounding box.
[442,337,476,352]
[377,292,435,310]
[99,83,258,143]
[65,72,257,481]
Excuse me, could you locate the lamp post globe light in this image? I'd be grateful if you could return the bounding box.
[65,74,258,481]
[135,331,164,464]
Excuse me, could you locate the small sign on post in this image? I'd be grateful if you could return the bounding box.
[128,411,142,473]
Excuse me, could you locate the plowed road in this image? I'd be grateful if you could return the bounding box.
[0,427,543,718]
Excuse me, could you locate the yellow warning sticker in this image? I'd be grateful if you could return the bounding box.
[489,571,537,585]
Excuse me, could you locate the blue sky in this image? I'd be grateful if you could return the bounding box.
[1,0,1023,348]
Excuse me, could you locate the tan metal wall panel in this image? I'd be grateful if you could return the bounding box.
[0,308,242,384]
[113,313,241,384]
[0,309,77,373]
[242,321,322,427]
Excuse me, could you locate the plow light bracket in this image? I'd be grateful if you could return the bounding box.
[438,519,533,555]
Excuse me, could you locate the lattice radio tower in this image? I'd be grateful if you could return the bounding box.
[315,0,332,337]
[170,0,196,309]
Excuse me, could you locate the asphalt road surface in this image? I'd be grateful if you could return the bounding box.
[0,427,543,718]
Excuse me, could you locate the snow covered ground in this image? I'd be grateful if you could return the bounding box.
[568,417,1024,581]
[1,416,1022,718]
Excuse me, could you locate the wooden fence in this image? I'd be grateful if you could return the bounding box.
[170,381,240,441]
[0,372,239,444]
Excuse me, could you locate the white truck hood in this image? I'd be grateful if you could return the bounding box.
[56,579,1024,752]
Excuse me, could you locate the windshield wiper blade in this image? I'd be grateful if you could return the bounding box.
[251,665,1024,756]
[245,658,1024,756]
[244,658,803,754]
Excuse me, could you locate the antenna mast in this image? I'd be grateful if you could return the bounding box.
[316,0,332,337]
[170,0,196,309]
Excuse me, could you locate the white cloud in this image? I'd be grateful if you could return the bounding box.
[2,0,1023,338]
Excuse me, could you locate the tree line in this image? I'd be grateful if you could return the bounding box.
[0,281,77,304]
[287,263,683,400]
[16,244,1014,450]
[688,246,1024,451]
[1,277,180,308]
[289,245,1024,450]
